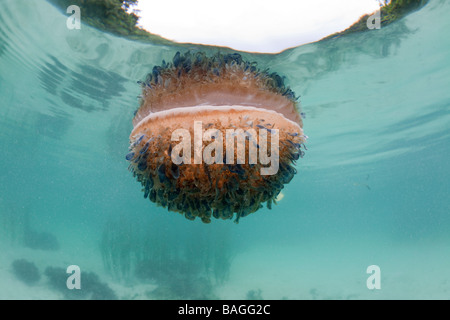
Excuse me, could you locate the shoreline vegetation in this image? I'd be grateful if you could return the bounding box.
[321,0,429,41]
[48,0,430,50]
[48,0,181,47]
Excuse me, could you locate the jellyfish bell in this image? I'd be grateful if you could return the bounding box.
[127,51,307,223]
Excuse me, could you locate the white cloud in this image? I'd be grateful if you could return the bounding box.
[134,0,381,53]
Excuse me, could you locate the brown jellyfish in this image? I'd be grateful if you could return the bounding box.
[126,52,307,223]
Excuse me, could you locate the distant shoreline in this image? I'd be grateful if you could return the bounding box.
[48,0,430,52]
[321,0,429,42]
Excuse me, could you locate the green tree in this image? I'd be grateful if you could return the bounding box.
[322,0,429,41]
[48,0,175,45]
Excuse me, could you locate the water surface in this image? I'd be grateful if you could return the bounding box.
[0,0,449,299]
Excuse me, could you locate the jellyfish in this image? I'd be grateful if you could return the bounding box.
[127,51,307,223]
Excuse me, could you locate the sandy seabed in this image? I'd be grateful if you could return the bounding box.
[1,238,449,300]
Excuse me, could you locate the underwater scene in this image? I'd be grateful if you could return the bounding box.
[0,0,449,300]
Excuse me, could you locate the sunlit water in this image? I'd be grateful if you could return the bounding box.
[0,0,449,300]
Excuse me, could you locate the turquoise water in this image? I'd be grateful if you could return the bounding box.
[0,0,449,300]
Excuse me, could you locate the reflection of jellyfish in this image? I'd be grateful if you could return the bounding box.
[127,52,307,223]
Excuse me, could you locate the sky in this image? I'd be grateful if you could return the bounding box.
[133,0,382,53]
